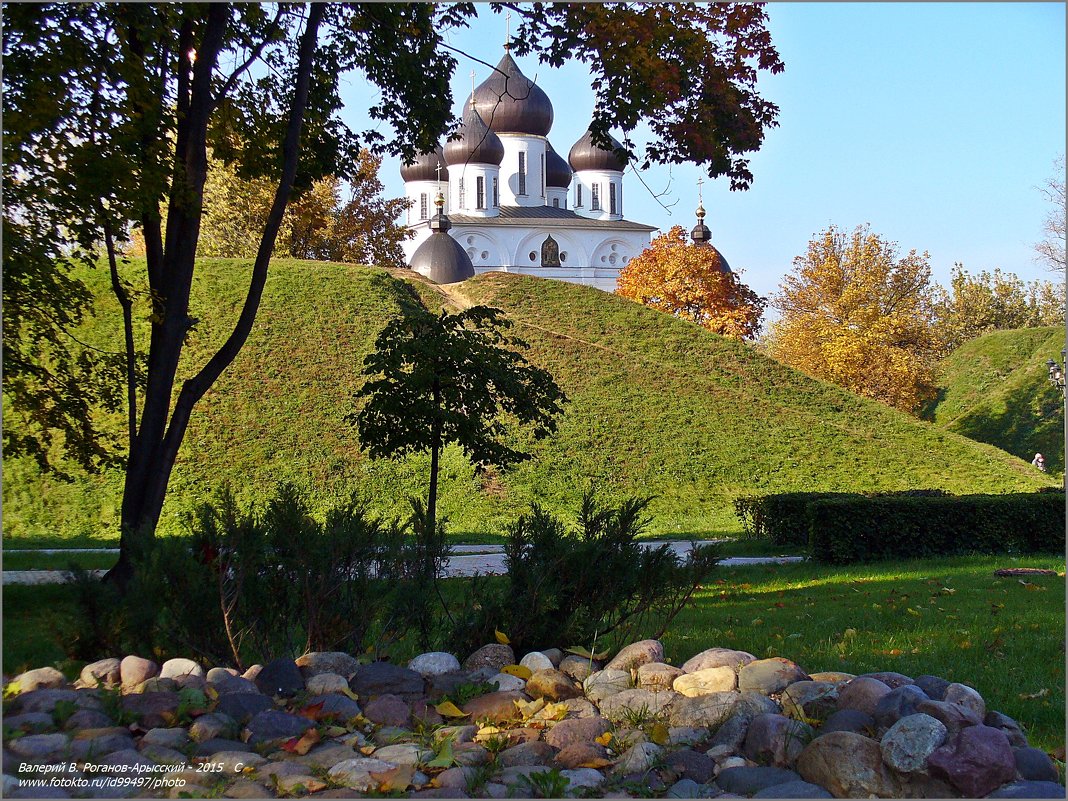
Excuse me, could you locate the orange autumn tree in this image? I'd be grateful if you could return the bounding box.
[768,224,941,413]
[617,225,765,338]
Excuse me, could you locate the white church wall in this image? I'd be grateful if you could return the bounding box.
[404,179,449,226]
[572,169,624,221]
[498,134,546,208]
[448,163,501,218]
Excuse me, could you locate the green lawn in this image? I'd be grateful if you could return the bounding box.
[5,553,1062,755]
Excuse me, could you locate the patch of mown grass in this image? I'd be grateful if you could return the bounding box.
[923,326,1065,473]
[2,551,118,571]
[2,585,86,677]
[3,264,1057,547]
[662,554,1066,754]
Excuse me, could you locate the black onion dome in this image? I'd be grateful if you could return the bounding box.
[545,144,572,188]
[409,212,475,284]
[568,129,627,172]
[400,146,449,183]
[471,52,553,136]
[444,100,505,167]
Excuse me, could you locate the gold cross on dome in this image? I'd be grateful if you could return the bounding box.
[697,176,704,204]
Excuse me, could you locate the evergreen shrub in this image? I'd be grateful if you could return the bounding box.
[807,492,1066,564]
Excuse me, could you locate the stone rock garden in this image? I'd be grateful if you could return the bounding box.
[3,640,1063,799]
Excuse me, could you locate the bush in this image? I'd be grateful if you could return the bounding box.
[808,492,1066,564]
[734,490,949,547]
[454,493,720,654]
[67,484,449,669]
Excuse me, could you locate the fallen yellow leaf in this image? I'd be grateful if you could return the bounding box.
[501,664,532,680]
[435,700,469,718]
[494,629,511,645]
[595,732,614,747]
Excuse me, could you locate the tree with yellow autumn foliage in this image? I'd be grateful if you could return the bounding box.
[768,224,940,413]
[616,225,765,338]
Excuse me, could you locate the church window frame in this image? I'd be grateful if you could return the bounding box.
[458,177,465,209]
[493,176,499,207]
[576,184,583,208]
[420,193,428,220]
[541,154,546,197]
[592,183,600,211]
[518,152,527,195]
[609,183,617,215]
[476,176,485,210]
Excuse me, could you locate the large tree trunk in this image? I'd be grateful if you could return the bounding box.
[107,3,325,590]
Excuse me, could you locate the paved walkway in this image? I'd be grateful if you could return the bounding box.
[2,542,804,585]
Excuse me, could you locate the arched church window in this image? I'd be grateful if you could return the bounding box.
[541,235,561,267]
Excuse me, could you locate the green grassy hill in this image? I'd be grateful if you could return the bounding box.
[922,326,1066,474]
[2,260,1058,545]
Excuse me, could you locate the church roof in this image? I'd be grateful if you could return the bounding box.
[444,99,505,167]
[545,144,573,188]
[435,205,658,233]
[400,146,449,183]
[409,210,475,283]
[569,128,627,173]
[472,52,553,136]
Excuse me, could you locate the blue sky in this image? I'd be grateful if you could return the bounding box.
[338,3,1066,302]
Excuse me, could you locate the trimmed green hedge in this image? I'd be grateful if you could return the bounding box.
[807,492,1066,564]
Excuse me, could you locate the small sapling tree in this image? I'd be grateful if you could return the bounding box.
[353,301,567,536]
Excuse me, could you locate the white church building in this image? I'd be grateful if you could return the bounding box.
[401,50,658,291]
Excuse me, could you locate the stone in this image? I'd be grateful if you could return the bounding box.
[879,713,947,773]
[915,699,982,738]
[562,697,600,719]
[119,692,179,728]
[78,659,121,689]
[498,764,554,786]
[259,760,317,780]
[119,655,159,690]
[210,751,266,772]
[189,712,237,743]
[673,665,737,697]
[598,688,678,724]
[734,691,782,720]
[224,779,275,799]
[667,726,707,747]
[986,780,1068,798]
[307,693,362,722]
[857,671,914,689]
[927,724,1017,798]
[7,733,69,759]
[560,767,606,792]
[605,640,664,671]
[214,676,260,696]
[1013,747,1060,782]
[408,652,462,677]
[781,681,839,722]
[744,713,815,767]
[708,713,750,751]
[13,667,66,694]
[243,710,315,745]
[987,711,1030,748]
[453,742,491,767]
[373,743,432,766]
[436,725,478,744]
[752,779,834,798]
[872,684,930,731]
[555,741,611,769]
[3,712,54,732]
[461,691,527,723]
[11,689,85,715]
[195,738,253,756]
[944,682,986,718]
[139,677,177,693]
[913,674,950,701]
[664,748,715,783]
[327,758,399,791]
[665,778,716,798]
[68,729,135,759]
[65,709,113,731]
[519,651,554,673]
[489,672,526,693]
[364,694,410,727]
[811,713,871,739]
[206,667,238,684]
[716,766,803,795]
[636,662,683,691]
[544,716,612,750]
[254,658,304,698]
[295,743,360,771]
[559,655,600,682]
[525,668,582,701]
[807,671,854,684]
[215,692,272,724]
[433,766,477,789]
[141,727,192,749]
[669,691,739,729]
[140,744,188,765]
[295,652,360,680]
[582,669,632,703]
[350,662,424,697]
[796,731,899,798]
[612,741,662,774]
[462,644,515,674]
[498,741,556,767]
[159,658,204,680]
[836,676,892,716]
[276,774,329,794]
[681,647,757,674]
[737,657,808,695]
[305,672,349,696]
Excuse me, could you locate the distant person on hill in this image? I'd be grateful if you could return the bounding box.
[1031,453,1046,472]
